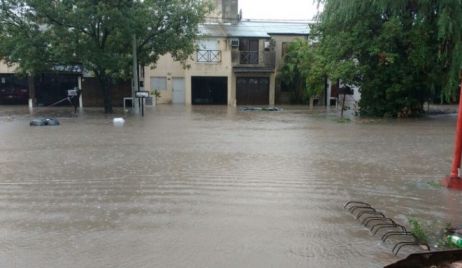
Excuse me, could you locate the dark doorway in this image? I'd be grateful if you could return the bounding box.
[0,73,79,105]
[36,74,79,106]
[192,76,227,105]
[236,77,269,105]
[0,74,28,104]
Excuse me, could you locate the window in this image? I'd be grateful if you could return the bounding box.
[197,39,219,50]
[151,77,167,91]
[239,39,259,64]
[196,39,221,63]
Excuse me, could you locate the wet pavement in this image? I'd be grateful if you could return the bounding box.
[0,105,461,267]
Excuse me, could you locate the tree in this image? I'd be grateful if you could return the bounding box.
[0,0,57,103]
[278,38,326,105]
[316,0,462,117]
[0,0,211,113]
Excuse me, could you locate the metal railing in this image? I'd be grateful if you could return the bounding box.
[239,51,259,64]
[232,50,276,68]
[196,50,222,63]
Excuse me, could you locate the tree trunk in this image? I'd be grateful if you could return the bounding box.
[98,75,113,113]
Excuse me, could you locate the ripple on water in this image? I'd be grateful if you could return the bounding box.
[0,105,460,267]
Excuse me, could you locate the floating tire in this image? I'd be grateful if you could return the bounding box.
[30,117,60,126]
[45,118,60,126]
[30,118,46,126]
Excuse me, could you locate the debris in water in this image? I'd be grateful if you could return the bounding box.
[240,106,282,112]
[113,117,125,127]
[30,117,60,126]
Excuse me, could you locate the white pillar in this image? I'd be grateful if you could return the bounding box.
[28,74,34,112]
[78,76,83,109]
[28,98,33,113]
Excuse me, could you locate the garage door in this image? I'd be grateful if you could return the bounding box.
[236,77,269,105]
[192,77,227,105]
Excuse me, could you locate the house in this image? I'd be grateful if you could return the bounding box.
[1,0,329,109]
[144,0,311,106]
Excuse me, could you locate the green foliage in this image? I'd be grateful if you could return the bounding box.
[409,218,429,244]
[0,0,211,112]
[425,180,443,189]
[436,223,461,249]
[405,220,462,250]
[316,0,462,117]
[278,38,326,104]
[151,89,161,99]
[335,117,351,123]
[0,0,55,74]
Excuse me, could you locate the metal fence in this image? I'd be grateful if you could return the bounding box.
[197,50,222,63]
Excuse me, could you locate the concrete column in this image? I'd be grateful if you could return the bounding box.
[78,76,83,109]
[222,0,238,22]
[269,73,276,106]
[229,72,236,106]
[185,75,192,105]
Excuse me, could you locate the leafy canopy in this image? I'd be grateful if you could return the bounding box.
[0,0,211,112]
[278,38,326,104]
[316,0,462,117]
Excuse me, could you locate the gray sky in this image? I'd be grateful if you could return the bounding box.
[238,0,322,21]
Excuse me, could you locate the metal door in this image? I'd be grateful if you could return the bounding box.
[236,77,269,105]
[172,77,185,104]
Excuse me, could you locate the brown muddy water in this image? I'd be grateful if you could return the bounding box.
[0,105,461,268]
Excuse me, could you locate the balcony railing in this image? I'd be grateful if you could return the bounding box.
[239,51,259,64]
[232,50,276,69]
[196,50,222,63]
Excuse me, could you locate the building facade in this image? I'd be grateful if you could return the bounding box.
[1,0,317,108]
[144,0,310,106]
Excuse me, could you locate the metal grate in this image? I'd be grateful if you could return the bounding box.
[344,201,430,256]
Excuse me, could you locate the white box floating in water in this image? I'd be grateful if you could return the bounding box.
[113,117,125,127]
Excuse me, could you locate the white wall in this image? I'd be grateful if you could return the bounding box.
[0,61,17,73]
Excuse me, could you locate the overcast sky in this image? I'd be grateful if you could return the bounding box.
[238,0,322,21]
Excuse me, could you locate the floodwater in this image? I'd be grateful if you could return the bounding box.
[0,105,461,268]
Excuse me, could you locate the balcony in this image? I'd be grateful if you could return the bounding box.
[196,50,221,63]
[231,50,276,69]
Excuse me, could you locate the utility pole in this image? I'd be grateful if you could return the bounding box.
[132,34,140,114]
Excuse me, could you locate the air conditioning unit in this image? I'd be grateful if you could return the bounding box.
[230,38,239,48]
